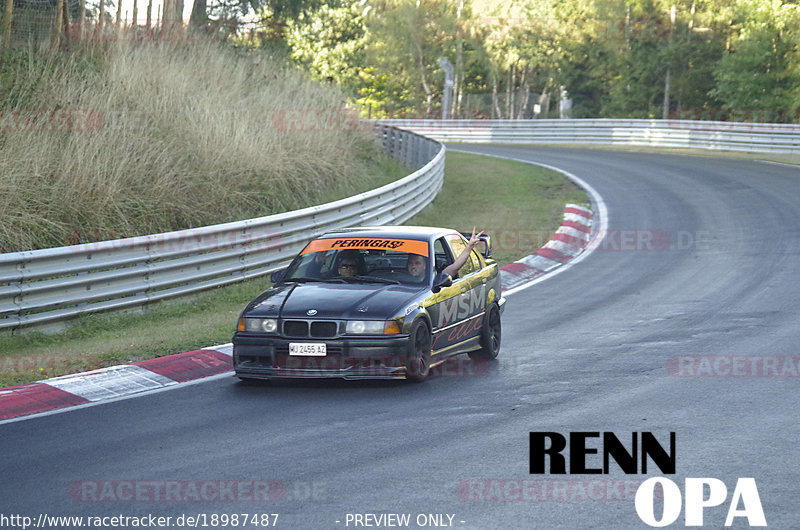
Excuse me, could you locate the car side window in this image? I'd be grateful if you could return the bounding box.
[434,237,453,273]
[447,235,478,277]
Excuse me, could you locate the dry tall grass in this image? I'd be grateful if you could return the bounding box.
[0,41,383,252]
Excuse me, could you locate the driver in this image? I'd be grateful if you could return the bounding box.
[406,253,427,281]
[306,249,366,277]
[332,249,367,277]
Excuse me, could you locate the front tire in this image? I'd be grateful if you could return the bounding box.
[406,320,432,382]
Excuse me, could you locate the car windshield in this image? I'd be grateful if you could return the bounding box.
[282,240,431,286]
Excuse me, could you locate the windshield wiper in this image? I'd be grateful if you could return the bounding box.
[339,275,401,285]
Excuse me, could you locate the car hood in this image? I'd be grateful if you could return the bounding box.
[246,281,422,320]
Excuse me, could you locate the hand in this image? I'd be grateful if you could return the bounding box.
[467,227,485,249]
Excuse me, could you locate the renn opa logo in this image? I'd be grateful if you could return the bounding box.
[529,432,766,527]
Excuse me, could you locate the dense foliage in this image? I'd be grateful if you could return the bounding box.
[247,0,800,121]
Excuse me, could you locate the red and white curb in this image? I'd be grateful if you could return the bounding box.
[499,204,593,291]
[0,345,232,424]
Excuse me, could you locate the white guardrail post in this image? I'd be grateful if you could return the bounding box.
[0,125,445,331]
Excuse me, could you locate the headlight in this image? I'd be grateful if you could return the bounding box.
[238,318,278,333]
[346,320,401,335]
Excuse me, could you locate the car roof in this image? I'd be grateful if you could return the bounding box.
[316,226,459,242]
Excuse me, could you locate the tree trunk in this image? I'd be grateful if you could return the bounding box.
[454,0,464,118]
[190,0,207,28]
[162,0,174,30]
[538,78,552,117]
[115,0,122,27]
[506,64,516,119]
[2,0,13,50]
[78,0,85,40]
[98,0,105,33]
[412,39,432,118]
[51,0,63,51]
[491,73,501,120]
[61,0,70,47]
[663,4,676,119]
[518,72,530,119]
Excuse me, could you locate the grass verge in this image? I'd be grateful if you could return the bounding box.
[0,151,588,387]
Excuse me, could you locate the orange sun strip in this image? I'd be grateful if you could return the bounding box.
[301,238,429,257]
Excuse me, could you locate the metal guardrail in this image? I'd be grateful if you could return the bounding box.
[379,118,800,154]
[0,125,445,331]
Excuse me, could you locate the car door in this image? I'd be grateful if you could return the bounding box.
[445,234,486,341]
[426,235,484,357]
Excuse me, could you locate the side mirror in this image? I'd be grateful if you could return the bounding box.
[432,272,453,293]
[270,269,285,283]
[478,234,492,258]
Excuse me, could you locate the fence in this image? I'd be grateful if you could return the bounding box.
[1,0,209,51]
[378,119,800,155]
[0,125,444,331]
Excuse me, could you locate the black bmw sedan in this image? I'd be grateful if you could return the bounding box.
[233,226,504,382]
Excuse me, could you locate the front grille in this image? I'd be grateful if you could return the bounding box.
[310,321,337,337]
[283,319,339,338]
[283,320,308,337]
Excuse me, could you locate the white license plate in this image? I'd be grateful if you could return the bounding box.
[289,343,327,356]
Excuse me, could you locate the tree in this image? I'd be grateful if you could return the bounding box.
[364,0,459,117]
[469,0,565,118]
[204,0,322,39]
[711,0,800,117]
[286,1,368,91]
[557,0,732,118]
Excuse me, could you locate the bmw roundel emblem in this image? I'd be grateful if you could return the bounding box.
[306,309,318,316]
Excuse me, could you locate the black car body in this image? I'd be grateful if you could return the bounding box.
[232,226,504,381]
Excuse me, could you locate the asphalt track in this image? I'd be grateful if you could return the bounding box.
[2,145,799,529]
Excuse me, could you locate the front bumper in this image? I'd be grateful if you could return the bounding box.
[233,333,411,380]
